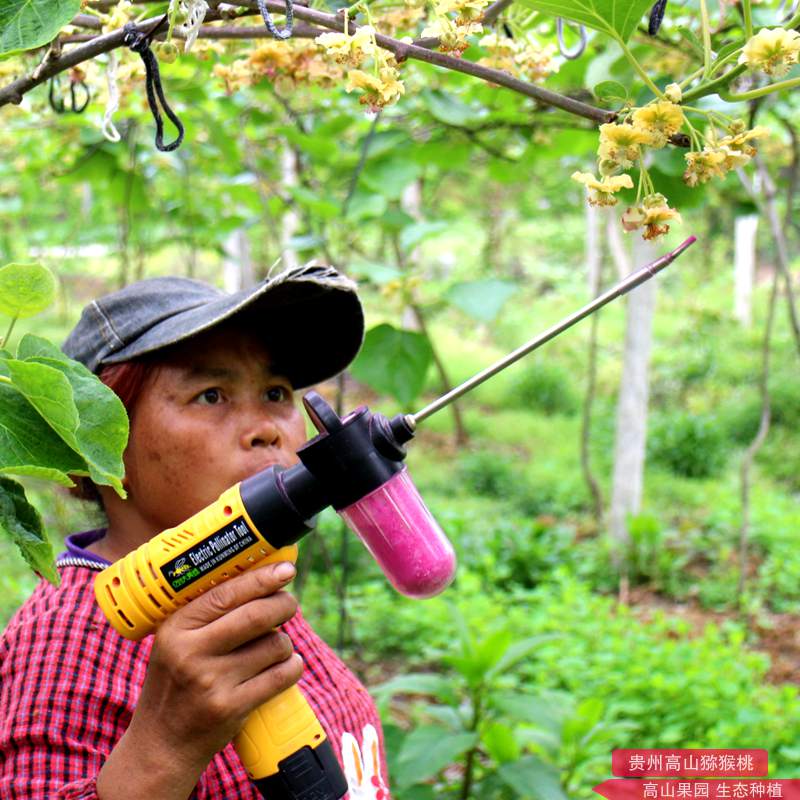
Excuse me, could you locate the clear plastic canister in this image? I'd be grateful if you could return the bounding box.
[338,467,456,599]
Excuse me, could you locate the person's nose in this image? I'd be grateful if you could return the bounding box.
[240,405,281,450]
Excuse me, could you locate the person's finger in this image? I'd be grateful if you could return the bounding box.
[176,562,296,629]
[204,592,298,653]
[224,630,296,684]
[232,653,305,713]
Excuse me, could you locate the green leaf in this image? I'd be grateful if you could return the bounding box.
[372,673,458,704]
[0,262,56,319]
[497,756,568,800]
[592,80,630,106]
[676,26,705,59]
[0,0,81,55]
[345,192,388,223]
[491,691,567,731]
[399,221,449,253]
[445,626,514,687]
[15,334,129,495]
[422,89,484,127]
[486,634,559,680]
[360,158,422,200]
[395,726,478,789]
[349,324,433,406]
[516,0,654,42]
[0,476,59,585]
[482,721,521,764]
[0,382,87,485]
[445,279,518,323]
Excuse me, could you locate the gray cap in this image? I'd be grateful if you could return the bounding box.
[62,264,364,389]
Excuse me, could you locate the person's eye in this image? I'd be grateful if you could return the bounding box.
[196,388,224,405]
[265,386,289,403]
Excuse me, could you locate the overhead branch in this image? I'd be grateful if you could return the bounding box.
[482,0,514,26]
[1,0,613,125]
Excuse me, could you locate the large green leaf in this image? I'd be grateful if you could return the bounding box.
[395,726,478,789]
[0,382,87,485]
[497,756,568,800]
[445,279,518,323]
[349,324,433,407]
[15,334,128,495]
[516,0,654,42]
[0,262,56,319]
[0,0,81,56]
[0,476,59,585]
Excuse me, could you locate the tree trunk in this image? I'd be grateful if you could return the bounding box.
[280,146,300,271]
[580,202,605,527]
[223,228,255,292]
[609,236,659,599]
[734,214,758,327]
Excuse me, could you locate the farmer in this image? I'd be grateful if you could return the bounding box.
[0,264,390,800]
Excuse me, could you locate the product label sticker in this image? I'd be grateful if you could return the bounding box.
[160,517,258,592]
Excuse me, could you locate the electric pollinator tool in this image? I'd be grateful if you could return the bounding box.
[93,236,695,800]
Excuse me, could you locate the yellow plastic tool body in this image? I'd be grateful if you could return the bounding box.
[94,482,328,782]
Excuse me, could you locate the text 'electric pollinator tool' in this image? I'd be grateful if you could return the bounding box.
[94,236,696,800]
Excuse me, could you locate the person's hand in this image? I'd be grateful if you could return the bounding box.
[97,559,303,800]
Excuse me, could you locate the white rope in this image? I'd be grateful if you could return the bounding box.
[175,0,209,52]
[102,51,121,143]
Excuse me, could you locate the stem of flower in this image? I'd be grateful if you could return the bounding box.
[1,315,18,349]
[709,46,744,77]
[678,65,706,90]
[719,75,800,101]
[681,64,747,102]
[700,0,712,78]
[742,0,753,41]
[615,35,664,99]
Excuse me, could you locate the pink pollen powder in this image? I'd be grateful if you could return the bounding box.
[339,467,456,599]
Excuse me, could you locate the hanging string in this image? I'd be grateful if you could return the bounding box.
[122,16,185,152]
[648,0,668,35]
[255,0,294,40]
[102,51,122,143]
[171,0,209,52]
[556,17,587,60]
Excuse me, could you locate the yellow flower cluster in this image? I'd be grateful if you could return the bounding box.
[422,15,482,55]
[622,193,682,241]
[683,124,770,186]
[571,172,633,206]
[316,26,377,66]
[213,40,343,93]
[477,33,558,81]
[739,27,800,76]
[316,26,404,110]
[345,61,405,110]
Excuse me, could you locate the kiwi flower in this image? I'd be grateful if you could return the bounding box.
[598,123,652,169]
[346,64,405,110]
[739,27,800,76]
[683,148,728,187]
[632,101,685,147]
[316,26,377,66]
[622,193,681,240]
[571,171,634,206]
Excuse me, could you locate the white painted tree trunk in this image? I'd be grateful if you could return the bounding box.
[734,214,759,327]
[400,180,423,332]
[280,146,300,271]
[223,228,255,292]
[609,236,659,554]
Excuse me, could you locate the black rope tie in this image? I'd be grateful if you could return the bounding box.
[648,0,668,35]
[123,17,185,152]
[256,0,294,40]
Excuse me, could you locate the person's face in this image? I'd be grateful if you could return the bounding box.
[122,325,307,532]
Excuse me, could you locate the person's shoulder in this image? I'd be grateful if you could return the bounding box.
[1,565,104,646]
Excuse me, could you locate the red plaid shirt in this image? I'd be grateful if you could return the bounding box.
[0,531,390,800]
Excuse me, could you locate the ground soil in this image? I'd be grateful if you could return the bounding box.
[627,585,800,685]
